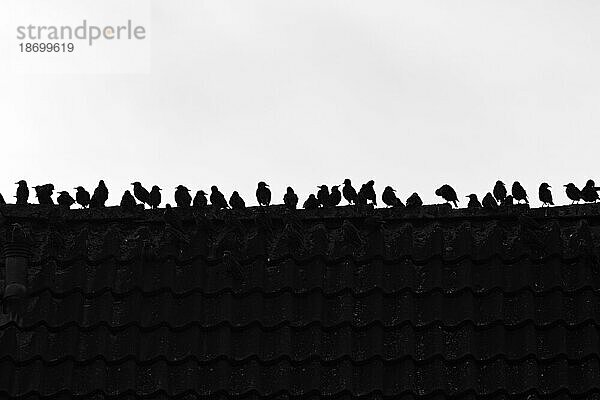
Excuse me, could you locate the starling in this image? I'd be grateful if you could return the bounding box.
[466,194,482,208]
[359,180,377,206]
[90,180,108,208]
[511,181,528,204]
[382,186,403,207]
[493,181,507,205]
[174,185,192,207]
[15,180,29,205]
[342,179,358,204]
[503,195,514,206]
[317,185,329,207]
[538,183,553,206]
[564,183,582,204]
[435,184,459,208]
[406,192,423,208]
[229,191,246,210]
[57,191,75,208]
[210,186,229,209]
[283,187,298,210]
[329,185,342,207]
[74,186,90,208]
[148,186,162,209]
[482,192,498,210]
[581,180,600,203]
[303,194,319,210]
[34,184,54,205]
[256,182,271,206]
[193,190,208,208]
[120,190,137,209]
[0,193,5,205]
[131,182,150,207]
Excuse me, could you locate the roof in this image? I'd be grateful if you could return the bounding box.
[1,203,600,399]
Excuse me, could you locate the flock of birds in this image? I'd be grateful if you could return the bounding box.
[0,179,599,211]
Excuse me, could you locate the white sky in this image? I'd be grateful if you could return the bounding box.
[1,1,599,207]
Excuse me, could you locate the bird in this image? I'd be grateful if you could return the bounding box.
[538,183,553,206]
[564,183,582,204]
[466,194,481,208]
[406,192,423,208]
[493,181,507,205]
[581,180,600,203]
[148,186,161,209]
[342,179,358,205]
[360,180,377,206]
[34,184,54,205]
[482,192,498,210]
[503,195,514,206]
[15,180,29,205]
[303,194,319,210]
[229,191,246,210]
[382,186,403,207]
[210,186,229,209]
[317,185,329,207]
[283,187,298,210]
[90,180,108,208]
[511,182,528,204]
[0,193,5,205]
[193,190,208,208]
[256,182,271,206]
[435,184,459,208]
[57,191,75,208]
[174,185,192,207]
[131,182,150,207]
[329,185,342,207]
[120,190,137,209]
[74,186,90,208]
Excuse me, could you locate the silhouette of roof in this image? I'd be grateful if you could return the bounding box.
[1,203,600,398]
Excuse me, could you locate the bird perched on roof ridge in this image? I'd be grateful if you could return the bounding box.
[342,179,358,205]
[175,185,191,207]
[329,185,341,207]
[90,180,108,208]
[229,191,246,210]
[406,192,423,208]
[511,181,528,204]
[538,183,553,206]
[120,190,136,210]
[131,182,150,207]
[284,187,298,210]
[57,191,75,208]
[193,190,208,208]
[34,184,54,205]
[303,194,319,210]
[317,185,329,207]
[435,184,459,208]
[148,185,161,209]
[15,180,29,205]
[581,179,600,203]
[482,192,498,210]
[493,181,507,205]
[360,180,377,206]
[74,186,90,208]
[256,182,271,206]
[210,186,229,209]
[503,195,514,206]
[466,194,481,208]
[564,183,582,204]
[382,186,403,207]
[0,193,5,205]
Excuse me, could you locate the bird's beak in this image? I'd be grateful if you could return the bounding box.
[563,185,568,187]
[548,186,551,188]
[265,184,269,187]
[392,189,396,192]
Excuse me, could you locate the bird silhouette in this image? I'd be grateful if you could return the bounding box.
[193,190,208,208]
[148,186,162,209]
[511,182,528,204]
[360,180,377,206]
[581,180,600,203]
[435,184,459,208]
[283,187,299,210]
[466,194,482,208]
[210,186,229,209]
[482,192,498,210]
[15,180,29,205]
[503,195,514,206]
[34,184,54,205]
[493,181,507,205]
[74,186,90,208]
[0,193,5,205]
[382,186,404,207]
[90,180,108,208]
[317,185,329,207]
[406,192,423,208]
[131,182,150,207]
[57,191,75,208]
[303,194,319,210]
[120,190,136,209]
[342,179,358,205]
[175,185,192,207]
[564,183,582,204]
[229,191,246,210]
[256,182,271,206]
[329,185,342,207]
[538,183,553,206]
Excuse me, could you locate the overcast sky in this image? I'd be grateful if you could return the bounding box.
[1,1,599,207]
